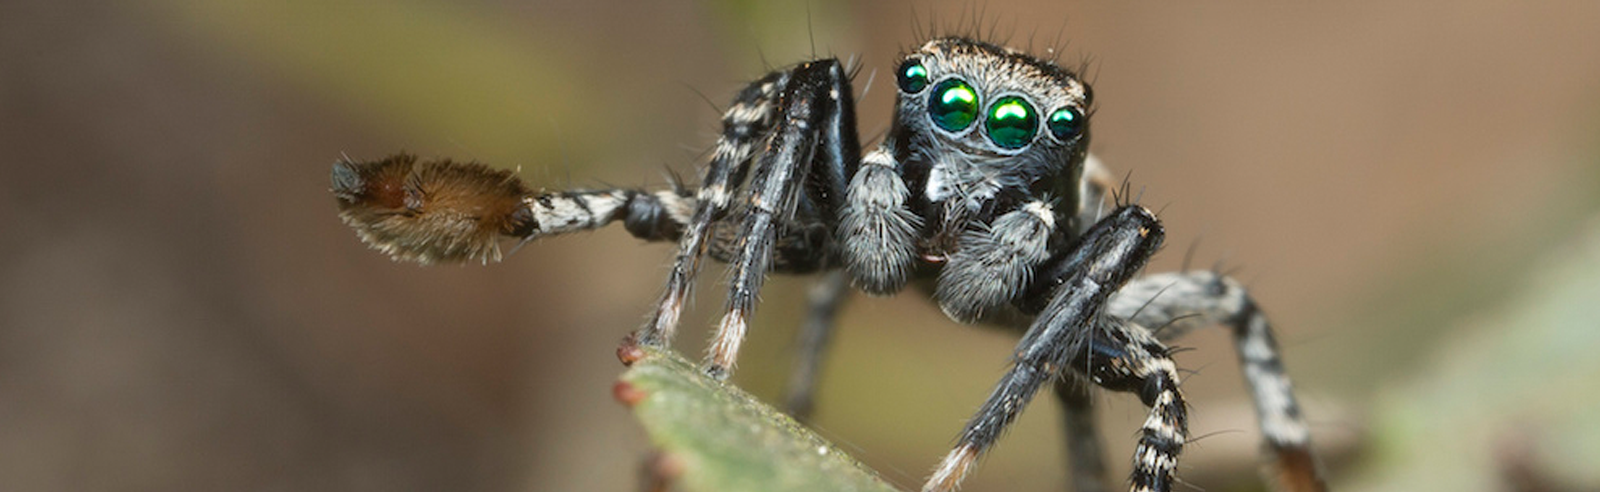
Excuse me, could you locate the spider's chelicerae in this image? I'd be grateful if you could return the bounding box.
[331,36,1327,492]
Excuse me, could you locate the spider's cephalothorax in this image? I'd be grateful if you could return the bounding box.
[332,36,1327,492]
[846,38,1096,323]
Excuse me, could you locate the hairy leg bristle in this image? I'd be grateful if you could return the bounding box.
[332,153,532,264]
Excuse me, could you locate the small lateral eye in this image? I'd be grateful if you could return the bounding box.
[929,79,979,132]
[1047,107,1085,141]
[897,60,929,93]
[985,96,1038,149]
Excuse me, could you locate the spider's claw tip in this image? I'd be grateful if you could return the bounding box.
[923,444,980,492]
[702,363,731,381]
[617,335,648,366]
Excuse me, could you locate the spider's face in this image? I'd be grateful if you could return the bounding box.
[893,37,1092,209]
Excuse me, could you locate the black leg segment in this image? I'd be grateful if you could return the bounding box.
[635,70,790,347]
[1054,378,1111,492]
[784,270,851,420]
[701,59,858,377]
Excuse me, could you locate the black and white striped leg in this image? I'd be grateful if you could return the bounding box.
[1054,378,1111,492]
[1108,272,1327,492]
[330,153,697,264]
[783,270,851,420]
[1090,319,1188,492]
[518,188,696,245]
[927,321,1187,492]
[923,205,1181,492]
[705,59,857,377]
[634,71,788,347]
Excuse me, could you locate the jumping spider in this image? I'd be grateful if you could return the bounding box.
[331,36,1327,492]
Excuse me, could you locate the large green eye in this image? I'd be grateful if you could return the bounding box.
[984,96,1038,149]
[1047,107,1085,141]
[929,79,978,132]
[897,60,928,93]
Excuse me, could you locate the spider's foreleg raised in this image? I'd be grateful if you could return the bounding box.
[923,205,1184,492]
[331,153,694,264]
[1109,271,1327,492]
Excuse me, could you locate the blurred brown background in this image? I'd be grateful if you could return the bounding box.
[4,1,1600,491]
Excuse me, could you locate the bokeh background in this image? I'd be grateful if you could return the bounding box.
[4,1,1600,491]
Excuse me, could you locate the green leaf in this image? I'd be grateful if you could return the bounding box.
[617,346,902,492]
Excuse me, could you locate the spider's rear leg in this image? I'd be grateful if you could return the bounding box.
[1055,379,1112,492]
[923,205,1185,492]
[779,270,851,419]
[704,59,859,378]
[1108,271,1328,492]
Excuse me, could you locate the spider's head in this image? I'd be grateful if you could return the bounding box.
[892,37,1092,210]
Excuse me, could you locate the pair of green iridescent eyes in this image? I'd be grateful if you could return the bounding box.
[897,60,1085,150]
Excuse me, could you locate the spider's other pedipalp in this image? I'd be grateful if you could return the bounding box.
[936,199,1057,323]
[838,147,919,295]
